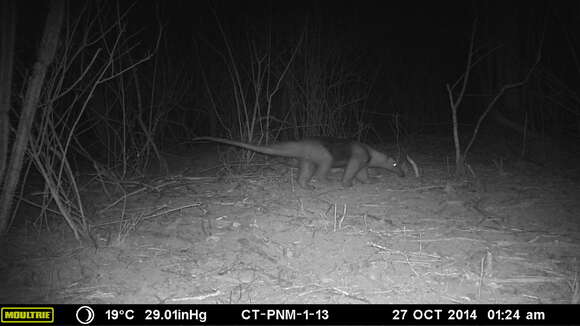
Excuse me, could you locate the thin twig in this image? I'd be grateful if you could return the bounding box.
[98,180,178,213]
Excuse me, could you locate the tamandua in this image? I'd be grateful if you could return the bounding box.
[193,136,405,189]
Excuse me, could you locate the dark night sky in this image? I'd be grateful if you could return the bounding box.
[116,0,577,80]
[13,0,580,136]
[17,0,578,76]
[153,1,474,55]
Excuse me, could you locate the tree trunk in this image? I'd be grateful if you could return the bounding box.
[0,0,16,181]
[0,0,65,235]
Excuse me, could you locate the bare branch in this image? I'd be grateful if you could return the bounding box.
[464,49,542,156]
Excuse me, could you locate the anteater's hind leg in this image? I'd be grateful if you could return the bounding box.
[355,168,371,184]
[297,160,316,190]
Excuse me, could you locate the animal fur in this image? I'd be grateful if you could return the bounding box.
[193,136,404,189]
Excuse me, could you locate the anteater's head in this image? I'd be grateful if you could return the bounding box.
[370,151,405,177]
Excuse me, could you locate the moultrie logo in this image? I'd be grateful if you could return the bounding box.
[1,307,54,323]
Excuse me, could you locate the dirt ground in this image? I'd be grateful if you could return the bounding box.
[1,137,579,304]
